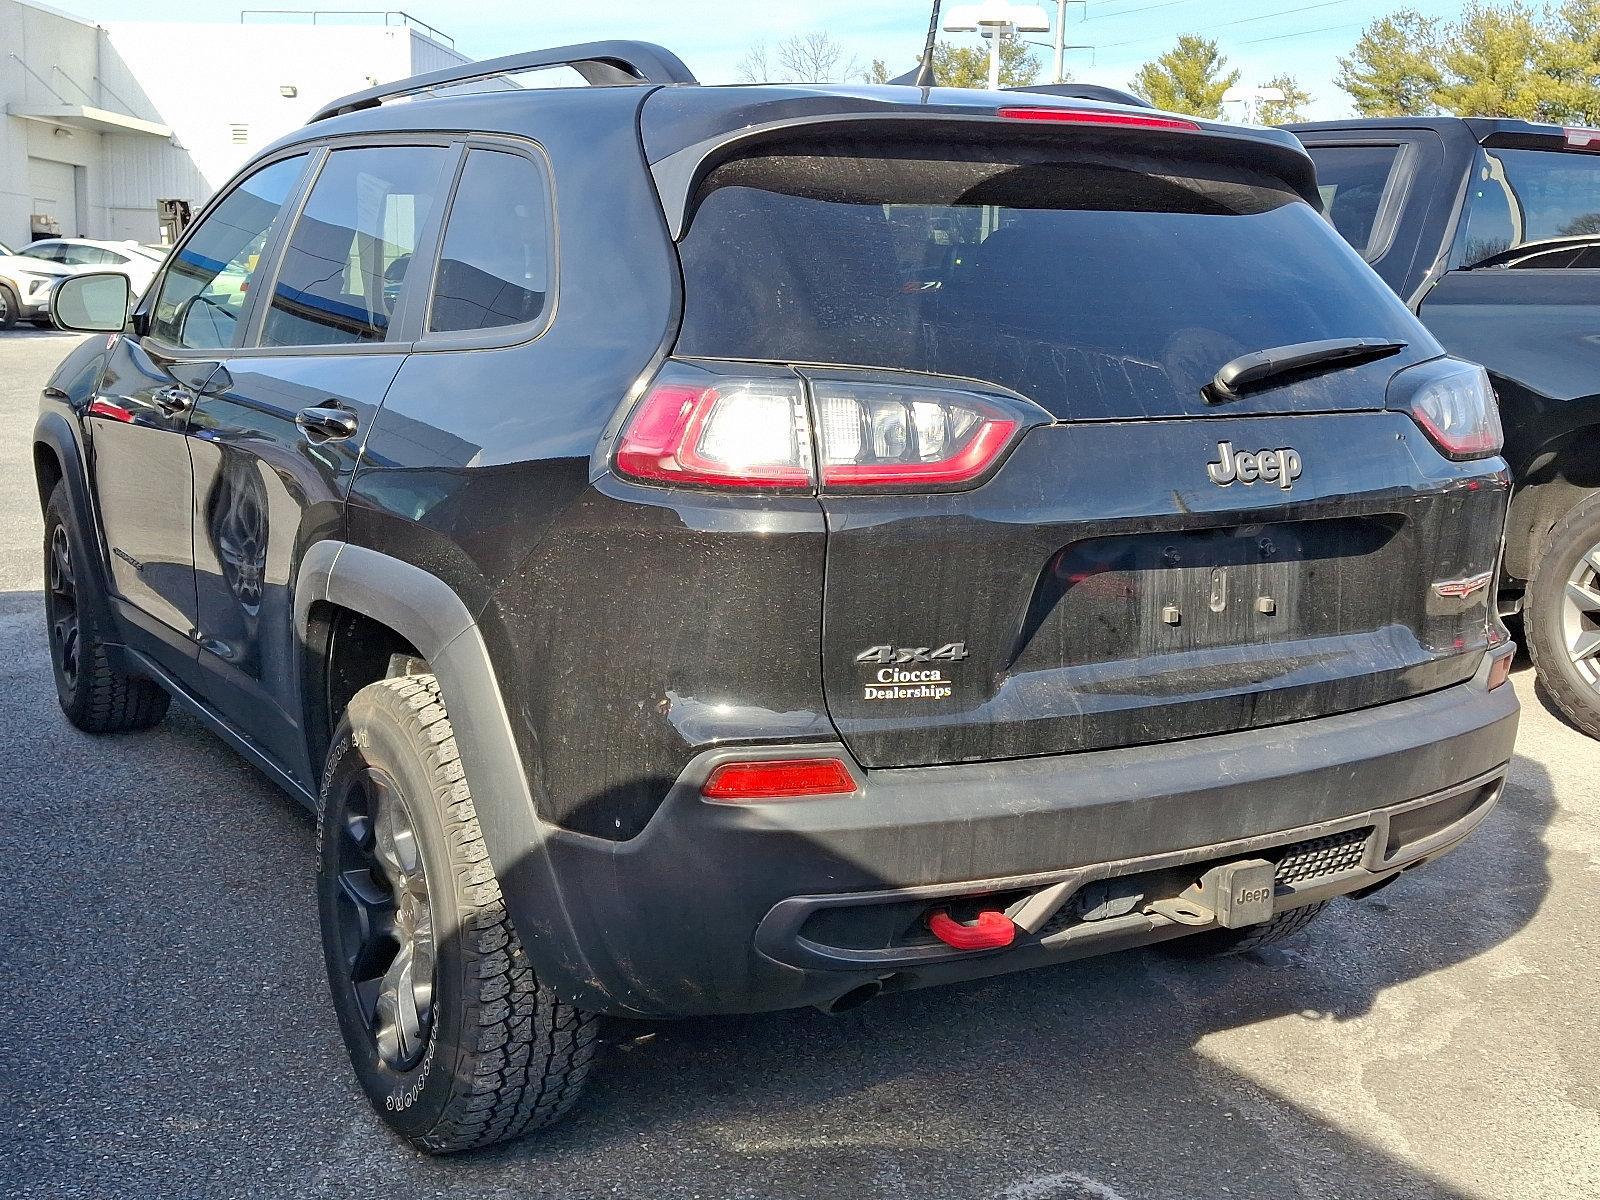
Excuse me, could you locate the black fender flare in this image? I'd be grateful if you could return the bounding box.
[33,410,119,629]
[294,541,617,1012]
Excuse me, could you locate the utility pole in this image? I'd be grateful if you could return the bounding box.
[1050,0,1086,84]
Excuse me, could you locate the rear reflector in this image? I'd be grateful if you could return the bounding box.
[996,106,1200,132]
[928,909,1017,951]
[701,757,857,802]
[1487,648,1513,690]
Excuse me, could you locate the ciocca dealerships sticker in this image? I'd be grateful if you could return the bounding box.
[854,642,967,701]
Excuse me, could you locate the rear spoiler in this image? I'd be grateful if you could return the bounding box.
[645,104,1320,241]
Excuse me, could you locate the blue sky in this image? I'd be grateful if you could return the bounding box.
[53,0,1477,119]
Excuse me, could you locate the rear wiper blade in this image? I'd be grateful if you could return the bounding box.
[1204,337,1407,405]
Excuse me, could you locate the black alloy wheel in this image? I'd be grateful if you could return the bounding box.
[329,765,436,1071]
[45,523,80,694]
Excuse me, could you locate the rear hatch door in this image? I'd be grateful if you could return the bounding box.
[670,124,1505,768]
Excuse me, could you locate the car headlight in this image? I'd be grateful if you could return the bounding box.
[14,272,55,299]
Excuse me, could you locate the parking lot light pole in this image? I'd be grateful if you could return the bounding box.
[944,2,1051,90]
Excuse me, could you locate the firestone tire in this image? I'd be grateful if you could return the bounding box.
[42,482,169,733]
[317,674,599,1154]
[1165,901,1330,958]
[1526,491,1600,740]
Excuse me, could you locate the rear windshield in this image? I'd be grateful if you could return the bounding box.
[675,140,1421,419]
[1459,146,1600,265]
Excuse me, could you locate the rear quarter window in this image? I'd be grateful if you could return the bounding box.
[1306,144,1402,257]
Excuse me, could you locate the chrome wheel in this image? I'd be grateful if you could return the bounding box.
[46,524,80,691]
[331,768,436,1070]
[1561,544,1600,690]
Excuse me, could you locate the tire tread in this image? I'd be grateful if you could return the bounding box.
[1526,491,1600,739]
[328,674,598,1155]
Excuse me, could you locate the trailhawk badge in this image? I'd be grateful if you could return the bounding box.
[1206,441,1303,490]
[855,642,966,701]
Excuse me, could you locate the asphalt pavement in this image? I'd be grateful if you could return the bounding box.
[2,328,1596,1200]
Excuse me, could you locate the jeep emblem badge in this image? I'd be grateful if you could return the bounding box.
[1206,440,1302,490]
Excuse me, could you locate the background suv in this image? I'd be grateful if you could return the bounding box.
[14,237,165,299]
[0,239,71,328]
[36,42,1518,1154]
[1291,116,1600,738]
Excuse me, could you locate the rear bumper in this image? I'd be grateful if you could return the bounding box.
[524,658,1519,1017]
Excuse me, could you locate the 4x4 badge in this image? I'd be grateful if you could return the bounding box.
[1206,441,1302,490]
[856,642,969,664]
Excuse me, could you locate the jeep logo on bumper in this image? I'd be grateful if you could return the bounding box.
[1206,441,1303,490]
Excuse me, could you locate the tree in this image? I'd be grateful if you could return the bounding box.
[1257,73,1313,124]
[1536,0,1600,122]
[1335,10,1443,116]
[735,40,773,84]
[1336,2,1600,121]
[867,58,892,85]
[775,31,862,83]
[736,32,861,83]
[930,37,1043,89]
[1435,2,1553,119]
[1130,35,1240,118]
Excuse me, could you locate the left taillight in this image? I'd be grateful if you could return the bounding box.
[612,379,814,490]
[613,371,1029,493]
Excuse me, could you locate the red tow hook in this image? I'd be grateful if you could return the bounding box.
[928,908,1016,951]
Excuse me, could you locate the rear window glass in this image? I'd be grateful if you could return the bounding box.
[675,141,1421,419]
[1460,147,1600,265]
[1306,144,1401,256]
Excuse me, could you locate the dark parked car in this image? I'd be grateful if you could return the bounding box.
[1291,116,1600,735]
[36,43,1518,1154]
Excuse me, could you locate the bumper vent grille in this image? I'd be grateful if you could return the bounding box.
[1275,827,1370,885]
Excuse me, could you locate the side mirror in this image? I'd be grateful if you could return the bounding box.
[51,271,132,333]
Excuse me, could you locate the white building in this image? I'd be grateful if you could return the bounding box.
[0,1,467,246]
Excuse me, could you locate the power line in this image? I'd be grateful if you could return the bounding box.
[1082,0,1198,22]
[1240,20,1362,45]
[1097,0,1354,50]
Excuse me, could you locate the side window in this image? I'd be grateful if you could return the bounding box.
[150,155,306,350]
[1305,144,1401,258]
[65,245,114,266]
[22,243,68,263]
[261,145,448,347]
[429,149,552,334]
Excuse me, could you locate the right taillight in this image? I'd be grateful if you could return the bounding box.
[1390,358,1503,460]
[613,368,1033,493]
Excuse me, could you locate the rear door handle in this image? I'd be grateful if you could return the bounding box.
[152,385,195,415]
[295,403,359,441]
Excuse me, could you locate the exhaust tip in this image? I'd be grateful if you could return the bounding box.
[820,980,883,1014]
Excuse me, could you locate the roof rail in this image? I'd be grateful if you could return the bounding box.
[310,40,697,122]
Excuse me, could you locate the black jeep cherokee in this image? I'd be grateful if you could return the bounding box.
[35,42,1518,1154]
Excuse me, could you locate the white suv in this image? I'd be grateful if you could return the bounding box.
[15,238,165,297]
[0,240,72,329]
